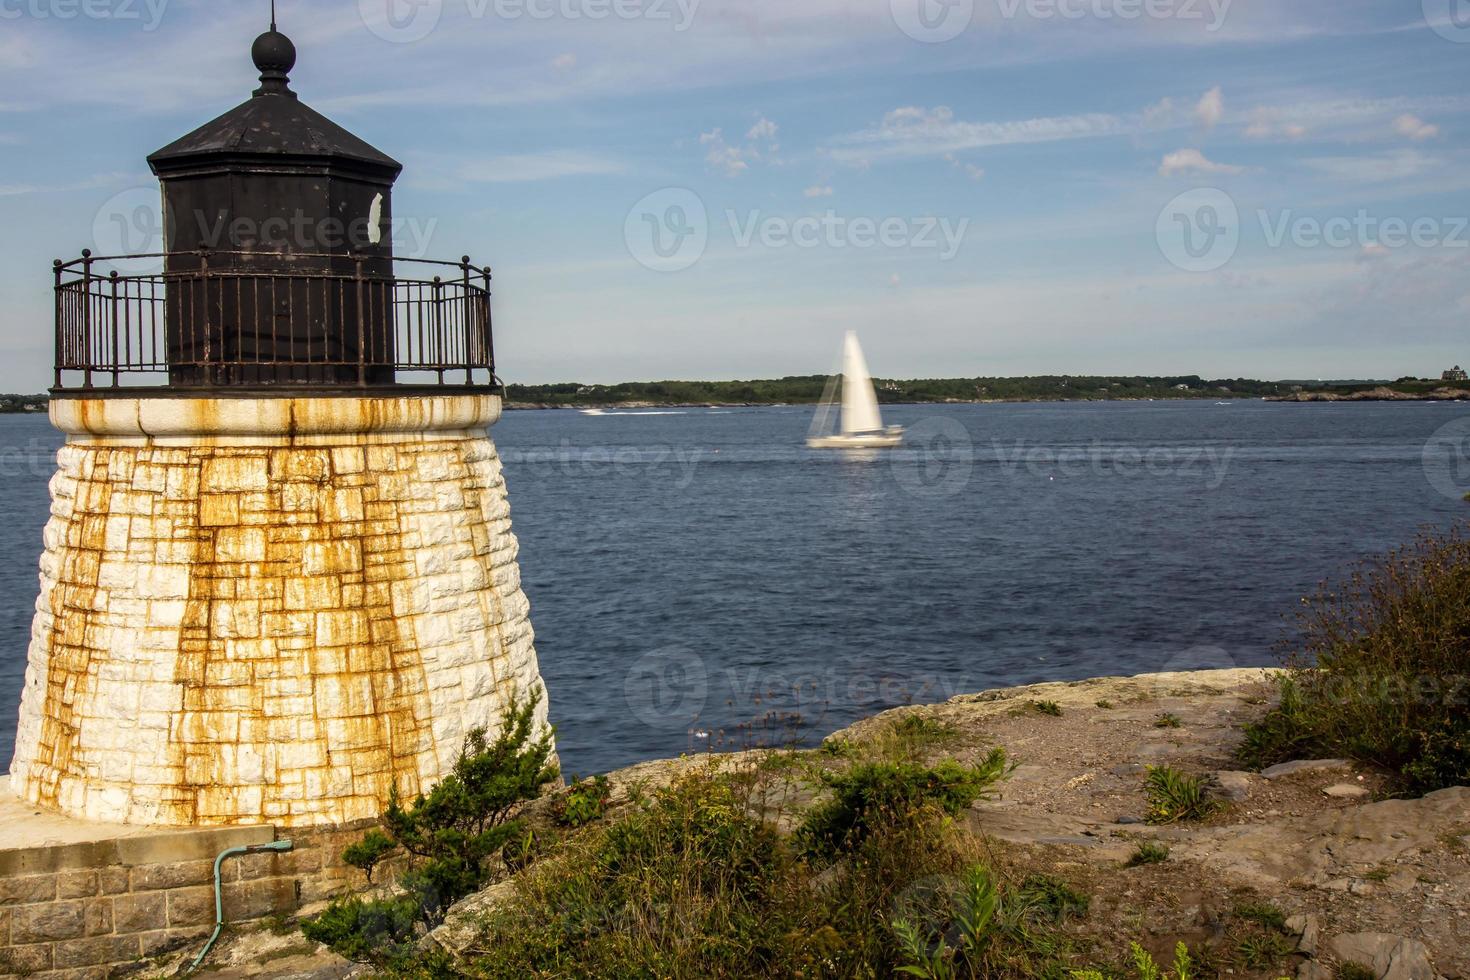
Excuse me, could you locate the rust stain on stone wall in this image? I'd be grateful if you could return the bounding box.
[10,428,544,828]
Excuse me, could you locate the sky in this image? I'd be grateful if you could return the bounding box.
[0,0,1467,390]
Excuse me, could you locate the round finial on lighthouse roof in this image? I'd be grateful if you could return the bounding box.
[252,15,297,98]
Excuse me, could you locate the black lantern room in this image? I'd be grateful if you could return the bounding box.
[51,22,494,394]
[146,25,402,386]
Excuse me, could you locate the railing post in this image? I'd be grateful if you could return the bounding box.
[432,275,443,383]
[355,255,367,387]
[199,248,211,383]
[53,260,63,390]
[80,249,93,389]
[109,271,121,389]
[461,256,474,385]
[483,265,494,381]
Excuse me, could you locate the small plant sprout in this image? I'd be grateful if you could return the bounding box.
[1143,766,1220,824]
[1154,713,1183,729]
[1126,841,1170,866]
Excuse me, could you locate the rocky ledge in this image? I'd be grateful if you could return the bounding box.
[168,669,1470,979]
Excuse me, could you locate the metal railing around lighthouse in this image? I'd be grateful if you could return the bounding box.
[53,250,496,393]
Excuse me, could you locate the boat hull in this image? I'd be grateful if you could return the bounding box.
[807,432,905,450]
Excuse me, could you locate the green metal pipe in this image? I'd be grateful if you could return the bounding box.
[188,839,295,973]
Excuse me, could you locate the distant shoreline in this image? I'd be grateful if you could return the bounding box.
[7,379,1468,415]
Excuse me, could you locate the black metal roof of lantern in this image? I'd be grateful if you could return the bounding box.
[51,20,494,395]
[147,27,402,182]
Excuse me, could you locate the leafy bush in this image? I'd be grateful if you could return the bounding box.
[1143,767,1219,824]
[1240,528,1470,793]
[1070,942,1195,980]
[796,751,1010,858]
[892,865,1091,979]
[555,775,611,828]
[1030,700,1064,717]
[458,772,818,978]
[302,688,558,966]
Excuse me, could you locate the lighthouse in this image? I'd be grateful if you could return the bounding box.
[8,23,551,828]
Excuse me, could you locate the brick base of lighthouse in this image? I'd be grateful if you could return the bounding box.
[8,394,551,828]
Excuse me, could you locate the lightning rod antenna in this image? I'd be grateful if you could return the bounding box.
[270,0,277,31]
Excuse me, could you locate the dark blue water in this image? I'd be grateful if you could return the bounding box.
[2,402,1466,777]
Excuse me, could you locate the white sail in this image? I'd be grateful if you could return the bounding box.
[840,331,884,435]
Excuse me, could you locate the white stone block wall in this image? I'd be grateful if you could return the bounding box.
[9,396,553,828]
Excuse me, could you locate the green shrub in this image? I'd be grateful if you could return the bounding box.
[1337,963,1378,980]
[893,865,1089,978]
[1126,842,1170,866]
[1143,767,1219,824]
[1031,700,1064,717]
[1070,941,1195,980]
[1154,713,1183,729]
[302,688,558,965]
[796,751,1010,858]
[458,772,819,978]
[555,775,611,828]
[1240,527,1470,794]
[1232,899,1286,931]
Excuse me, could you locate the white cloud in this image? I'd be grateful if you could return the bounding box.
[832,107,1125,164]
[746,117,779,144]
[1142,98,1177,129]
[943,154,985,180]
[455,151,627,183]
[550,53,577,70]
[1244,109,1307,141]
[804,185,834,198]
[700,118,780,177]
[1301,149,1439,184]
[1158,148,1245,177]
[1393,114,1439,141]
[1194,86,1225,130]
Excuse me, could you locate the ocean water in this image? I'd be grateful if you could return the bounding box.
[1,401,1466,777]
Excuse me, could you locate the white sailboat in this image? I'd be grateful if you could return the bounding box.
[807,332,905,449]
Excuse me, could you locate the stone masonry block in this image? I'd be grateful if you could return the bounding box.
[113,891,167,934]
[12,899,86,943]
[166,886,217,928]
[52,934,143,970]
[0,941,53,975]
[1,874,58,907]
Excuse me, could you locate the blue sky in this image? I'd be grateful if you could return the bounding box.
[0,0,1467,390]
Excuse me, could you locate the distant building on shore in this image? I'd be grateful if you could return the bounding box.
[1443,366,1468,383]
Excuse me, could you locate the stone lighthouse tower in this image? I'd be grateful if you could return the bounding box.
[8,24,550,828]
